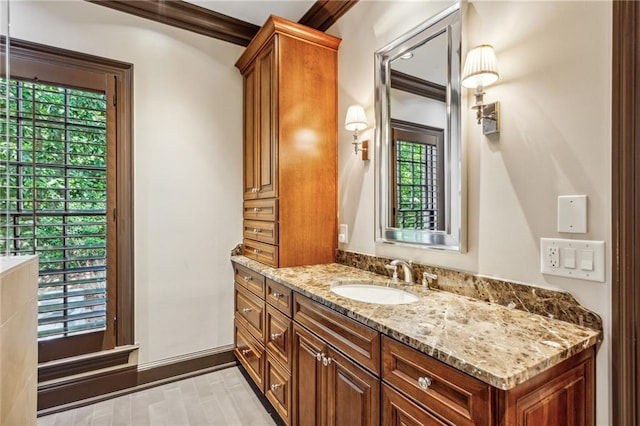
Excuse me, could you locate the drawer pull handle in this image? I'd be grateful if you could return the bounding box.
[243,275,252,281]
[270,383,281,391]
[241,349,251,356]
[253,249,261,254]
[271,292,283,299]
[253,228,261,234]
[241,308,252,314]
[322,355,333,367]
[253,207,262,212]
[418,376,432,391]
[316,352,323,362]
[270,332,282,340]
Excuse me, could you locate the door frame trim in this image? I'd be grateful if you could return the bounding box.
[612,2,639,425]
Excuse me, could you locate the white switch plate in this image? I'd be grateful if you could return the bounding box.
[557,195,587,233]
[338,224,348,244]
[540,238,604,282]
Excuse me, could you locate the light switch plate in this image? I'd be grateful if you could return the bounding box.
[557,195,587,233]
[338,224,348,244]
[540,238,604,282]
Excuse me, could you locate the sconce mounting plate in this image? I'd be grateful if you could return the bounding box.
[482,101,500,135]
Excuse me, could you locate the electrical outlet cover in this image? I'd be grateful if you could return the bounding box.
[540,238,605,282]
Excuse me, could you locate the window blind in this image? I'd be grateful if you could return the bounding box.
[0,78,109,339]
[395,140,439,230]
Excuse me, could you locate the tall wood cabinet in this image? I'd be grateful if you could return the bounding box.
[235,16,341,268]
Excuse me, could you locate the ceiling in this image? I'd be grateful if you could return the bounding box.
[186,1,316,27]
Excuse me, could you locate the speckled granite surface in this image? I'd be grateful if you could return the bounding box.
[336,250,603,332]
[230,255,600,390]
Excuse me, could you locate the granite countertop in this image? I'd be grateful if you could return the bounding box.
[231,256,600,390]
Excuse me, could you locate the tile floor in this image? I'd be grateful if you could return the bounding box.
[37,367,276,426]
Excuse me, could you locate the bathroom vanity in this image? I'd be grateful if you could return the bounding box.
[231,256,599,426]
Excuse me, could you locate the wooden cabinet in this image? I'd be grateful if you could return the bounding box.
[292,324,379,426]
[233,262,595,426]
[235,16,341,268]
[382,335,595,426]
[233,262,294,425]
[494,346,595,426]
[382,336,491,425]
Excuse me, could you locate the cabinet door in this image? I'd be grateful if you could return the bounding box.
[325,347,380,426]
[256,42,277,199]
[292,324,324,426]
[243,64,258,200]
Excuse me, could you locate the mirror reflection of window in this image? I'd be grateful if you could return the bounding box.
[391,121,444,231]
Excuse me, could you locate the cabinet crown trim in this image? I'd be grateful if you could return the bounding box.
[235,15,341,72]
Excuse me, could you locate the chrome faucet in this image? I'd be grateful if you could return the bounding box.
[389,259,414,285]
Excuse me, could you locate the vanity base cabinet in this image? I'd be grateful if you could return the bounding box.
[494,345,595,426]
[292,323,380,426]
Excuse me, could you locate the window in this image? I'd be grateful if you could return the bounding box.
[391,120,444,231]
[0,40,133,363]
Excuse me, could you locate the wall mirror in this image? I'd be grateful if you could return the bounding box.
[374,2,465,251]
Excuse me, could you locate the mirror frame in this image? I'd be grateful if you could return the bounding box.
[374,2,465,252]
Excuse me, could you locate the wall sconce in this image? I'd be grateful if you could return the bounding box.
[461,44,500,135]
[345,105,369,160]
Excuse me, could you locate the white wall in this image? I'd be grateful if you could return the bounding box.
[329,1,612,425]
[10,0,244,364]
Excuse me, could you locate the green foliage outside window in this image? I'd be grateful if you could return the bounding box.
[0,78,109,338]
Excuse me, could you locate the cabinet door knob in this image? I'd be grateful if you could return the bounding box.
[241,307,252,314]
[322,355,333,367]
[316,352,323,362]
[271,292,283,299]
[270,383,281,391]
[253,228,261,234]
[243,275,252,281]
[270,332,282,340]
[253,207,262,212]
[417,376,432,391]
[241,349,251,356]
[253,249,261,254]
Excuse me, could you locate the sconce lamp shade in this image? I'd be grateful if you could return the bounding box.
[345,105,367,131]
[461,44,499,89]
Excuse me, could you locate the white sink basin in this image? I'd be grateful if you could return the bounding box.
[331,284,419,305]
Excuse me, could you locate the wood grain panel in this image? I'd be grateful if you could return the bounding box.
[298,0,360,32]
[234,321,266,392]
[85,0,259,46]
[266,305,293,371]
[276,33,338,267]
[612,3,640,425]
[233,262,266,298]
[266,279,293,316]
[293,293,380,375]
[235,284,266,342]
[382,384,450,426]
[382,336,490,426]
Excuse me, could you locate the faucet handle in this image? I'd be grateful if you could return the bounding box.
[422,272,437,289]
[385,264,400,283]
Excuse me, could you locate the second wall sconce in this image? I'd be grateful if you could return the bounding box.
[345,104,369,160]
[461,44,500,135]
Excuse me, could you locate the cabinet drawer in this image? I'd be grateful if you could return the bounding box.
[382,384,450,426]
[243,239,279,267]
[243,199,278,221]
[266,305,292,370]
[235,321,265,392]
[293,293,380,375]
[235,284,265,342]
[382,336,491,426]
[266,279,292,316]
[265,354,292,426]
[243,220,278,245]
[233,263,265,299]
